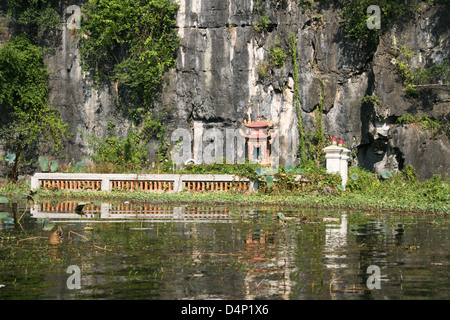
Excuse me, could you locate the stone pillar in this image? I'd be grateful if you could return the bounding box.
[324,146,342,174]
[30,175,40,191]
[101,178,110,191]
[173,175,183,192]
[323,146,351,189]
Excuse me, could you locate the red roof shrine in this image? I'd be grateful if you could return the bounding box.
[241,117,274,165]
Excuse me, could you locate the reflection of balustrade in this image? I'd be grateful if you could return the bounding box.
[30,202,230,221]
[40,202,101,213]
[31,173,253,193]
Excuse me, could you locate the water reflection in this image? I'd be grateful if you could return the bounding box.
[30,201,231,222]
[324,214,348,269]
[0,201,448,300]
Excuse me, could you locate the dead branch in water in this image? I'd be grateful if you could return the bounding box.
[15,228,113,252]
[68,230,90,242]
[91,244,114,252]
[16,236,48,244]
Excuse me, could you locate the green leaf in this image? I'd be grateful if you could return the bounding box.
[75,161,85,172]
[277,212,287,221]
[264,176,274,186]
[350,174,359,181]
[42,218,55,231]
[337,185,345,192]
[285,165,295,173]
[49,160,58,172]
[5,153,16,165]
[0,212,9,218]
[0,196,9,203]
[38,156,48,172]
[296,168,304,174]
[255,167,265,176]
[381,171,393,179]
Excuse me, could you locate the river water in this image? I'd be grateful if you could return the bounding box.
[0,200,448,300]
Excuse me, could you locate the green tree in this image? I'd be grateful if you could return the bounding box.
[5,0,60,37]
[0,35,69,180]
[338,0,422,52]
[79,0,179,122]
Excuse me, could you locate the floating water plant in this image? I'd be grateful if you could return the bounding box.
[277,212,287,221]
[42,218,55,231]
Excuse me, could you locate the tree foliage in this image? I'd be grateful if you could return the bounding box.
[79,0,179,121]
[5,0,60,33]
[88,113,169,171]
[0,35,68,180]
[391,37,450,95]
[338,0,433,52]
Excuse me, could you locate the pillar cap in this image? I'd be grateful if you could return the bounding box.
[323,145,342,151]
[323,146,351,152]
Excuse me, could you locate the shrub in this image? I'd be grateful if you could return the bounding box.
[254,12,271,32]
[402,165,418,183]
[79,0,179,121]
[269,38,287,68]
[345,167,379,192]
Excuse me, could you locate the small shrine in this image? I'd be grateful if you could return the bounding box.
[323,137,351,190]
[242,117,275,165]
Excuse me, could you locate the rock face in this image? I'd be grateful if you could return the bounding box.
[1,0,449,180]
[0,0,131,166]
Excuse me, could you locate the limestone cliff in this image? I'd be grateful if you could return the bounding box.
[1,0,449,180]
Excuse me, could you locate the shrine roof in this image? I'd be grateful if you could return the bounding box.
[244,120,272,128]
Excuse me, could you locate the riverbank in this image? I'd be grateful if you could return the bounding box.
[1,174,448,214]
